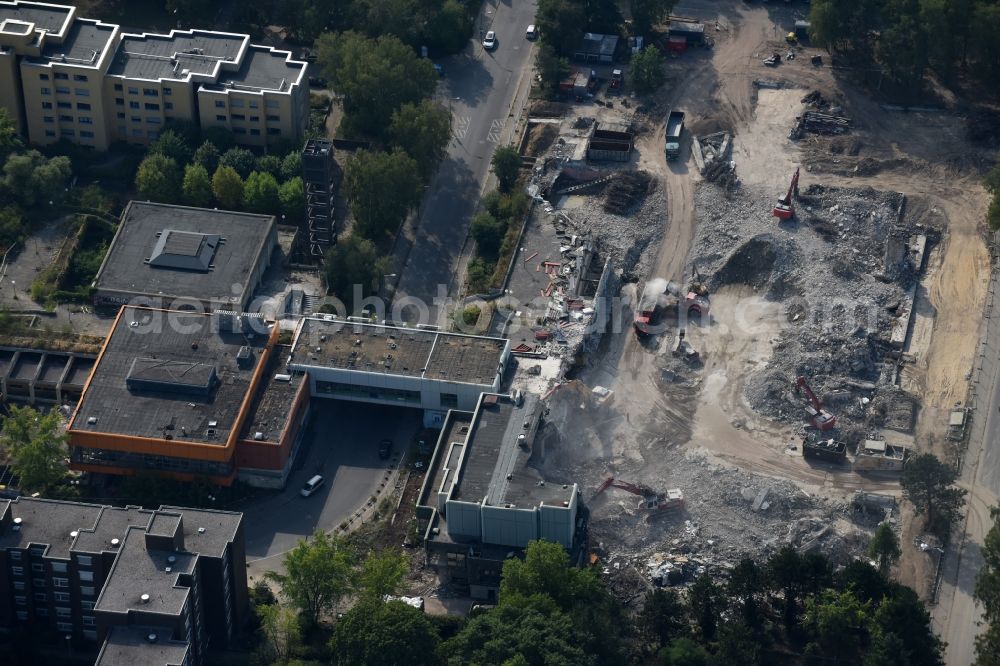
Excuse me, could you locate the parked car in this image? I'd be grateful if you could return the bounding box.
[300,474,325,497]
[378,439,393,459]
[525,25,538,40]
[483,31,497,50]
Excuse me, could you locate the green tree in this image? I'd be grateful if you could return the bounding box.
[150,129,194,166]
[315,32,438,137]
[901,452,967,536]
[243,171,280,213]
[211,166,244,210]
[470,212,507,260]
[135,153,181,203]
[714,619,762,666]
[389,100,452,181]
[631,45,665,95]
[0,207,25,249]
[868,522,902,576]
[687,573,724,642]
[876,0,929,89]
[356,549,408,602]
[989,197,1000,233]
[256,154,283,178]
[629,0,677,36]
[331,600,440,666]
[265,530,354,628]
[0,107,23,162]
[192,140,221,174]
[639,588,687,649]
[490,145,521,193]
[323,234,390,310]
[808,0,881,55]
[426,0,472,53]
[865,631,910,666]
[767,545,807,629]
[987,161,1000,195]
[536,0,587,55]
[803,589,871,659]
[279,177,305,224]
[661,636,709,666]
[0,406,67,493]
[281,151,303,181]
[466,257,495,292]
[202,126,236,152]
[977,505,1000,665]
[969,2,1000,87]
[536,43,571,97]
[441,598,589,666]
[219,147,257,178]
[3,150,72,209]
[872,584,944,666]
[181,163,213,208]
[343,149,422,240]
[500,540,602,610]
[256,602,301,664]
[728,558,765,630]
[837,560,890,604]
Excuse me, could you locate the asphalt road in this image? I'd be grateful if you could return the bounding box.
[391,0,539,326]
[243,401,421,576]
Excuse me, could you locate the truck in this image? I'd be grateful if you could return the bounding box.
[634,277,709,336]
[665,111,685,161]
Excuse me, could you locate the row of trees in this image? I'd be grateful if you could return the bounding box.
[134,129,306,222]
[261,531,940,665]
[0,109,74,249]
[809,0,1000,90]
[900,452,967,540]
[0,406,70,495]
[987,160,1000,230]
[468,153,529,292]
[976,506,1000,664]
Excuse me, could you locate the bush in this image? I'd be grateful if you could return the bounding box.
[470,212,507,260]
[460,304,481,327]
[467,257,495,292]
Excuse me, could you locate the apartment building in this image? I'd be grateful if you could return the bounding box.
[0,1,307,150]
[0,497,248,665]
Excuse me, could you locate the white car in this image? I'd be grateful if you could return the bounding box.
[526,25,538,40]
[300,474,325,497]
[483,31,497,50]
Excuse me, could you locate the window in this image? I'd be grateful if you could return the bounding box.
[114,83,122,91]
[56,606,71,617]
[55,86,70,94]
[230,99,244,108]
[250,115,259,122]
[52,561,68,573]
[80,130,94,139]
[143,88,158,96]
[76,102,90,110]
[249,100,259,109]
[59,114,73,122]
[33,578,46,587]
[53,591,70,603]
[57,101,72,109]
[233,127,246,134]
[34,592,46,602]
[147,117,161,125]
[164,102,173,110]
[231,113,245,121]
[53,577,69,588]
[144,102,159,111]
[266,100,279,109]
[41,102,52,109]
[440,393,458,408]
[215,100,225,108]
[267,128,281,135]
[80,586,95,597]
[115,97,124,106]
[131,116,141,123]
[132,128,143,137]
[127,86,138,94]
[32,563,44,573]
[76,555,92,567]
[36,607,48,617]
[43,116,54,124]
[249,128,260,136]
[129,101,139,109]
[56,622,72,633]
[266,114,280,122]
[117,125,125,134]
[73,74,87,82]
[163,87,172,96]
[147,130,159,139]
[116,112,125,119]
[74,88,89,96]
[15,611,27,621]
[9,550,22,560]
[80,600,94,610]
[39,73,50,80]
[45,130,55,137]
[82,615,95,627]
[83,630,97,641]
[54,72,68,80]
[59,128,74,137]
[79,570,94,582]
[40,87,51,95]
[216,114,226,122]
[13,580,25,590]
[14,595,26,606]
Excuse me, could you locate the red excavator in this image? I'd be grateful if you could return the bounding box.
[773,167,800,220]
[595,477,684,511]
[795,376,836,431]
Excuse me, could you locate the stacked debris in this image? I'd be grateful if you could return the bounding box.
[692,132,738,190]
[603,170,653,214]
[791,91,851,140]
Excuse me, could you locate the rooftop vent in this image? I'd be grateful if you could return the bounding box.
[254,431,264,441]
[167,555,176,564]
[198,527,206,534]
[165,566,172,573]
[208,420,218,428]
[13,517,22,525]
[87,416,97,425]
[140,593,150,604]
[70,531,78,539]
[147,633,157,643]
[110,538,120,547]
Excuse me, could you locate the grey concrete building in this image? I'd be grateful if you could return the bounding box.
[0,497,247,665]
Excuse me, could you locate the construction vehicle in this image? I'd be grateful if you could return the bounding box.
[608,69,623,94]
[665,110,685,161]
[772,167,800,220]
[634,277,669,336]
[596,476,684,512]
[795,376,837,431]
[785,32,798,44]
[802,435,847,462]
[671,329,700,363]
[666,280,710,318]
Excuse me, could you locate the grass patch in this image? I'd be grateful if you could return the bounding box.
[466,190,530,294]
[30,215,115,308]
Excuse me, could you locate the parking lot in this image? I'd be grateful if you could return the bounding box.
[243,400,422,574]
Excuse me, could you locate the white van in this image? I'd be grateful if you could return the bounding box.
[300,474,325,497]
[525,25,538,40]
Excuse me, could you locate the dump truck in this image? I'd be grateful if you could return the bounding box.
[665,111,685,161]
[634,278,669,336]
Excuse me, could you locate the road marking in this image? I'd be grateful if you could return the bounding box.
[487,118,506,143]
[453,116,471,139]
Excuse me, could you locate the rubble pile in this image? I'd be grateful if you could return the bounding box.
[689,181,920,427]
[603,170,653,214]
